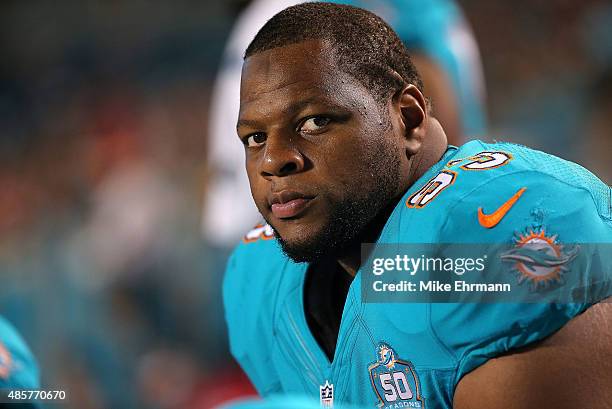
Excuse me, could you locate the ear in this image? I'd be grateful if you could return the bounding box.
[392,81,427,156]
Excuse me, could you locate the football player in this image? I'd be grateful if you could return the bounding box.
[203,0,486,246]
[224,3,612,409]
[0,316,40,408]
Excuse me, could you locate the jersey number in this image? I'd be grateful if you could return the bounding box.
[407,151,512,208]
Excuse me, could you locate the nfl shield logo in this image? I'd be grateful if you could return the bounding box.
[368,342,425,408]
[320,380,334,408]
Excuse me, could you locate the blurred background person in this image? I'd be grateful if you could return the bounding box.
[203,0,488,247]
[0,1,609,409]
[0,316,40,400]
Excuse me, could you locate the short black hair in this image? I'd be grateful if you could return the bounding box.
[245,2,424,103]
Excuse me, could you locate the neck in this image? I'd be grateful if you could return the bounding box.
[337,118,449,276]
[407,118,449,187]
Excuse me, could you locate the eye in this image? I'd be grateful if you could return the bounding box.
[299,116,331,133]
[245,132,267,148]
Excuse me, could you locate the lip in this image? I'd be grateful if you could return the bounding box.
[268,190,316,219]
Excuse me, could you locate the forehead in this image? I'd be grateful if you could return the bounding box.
[239,40,371,115]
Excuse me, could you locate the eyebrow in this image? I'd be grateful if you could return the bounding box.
[236,96,330,130]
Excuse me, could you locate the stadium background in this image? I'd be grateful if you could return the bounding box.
[0,1,610,408]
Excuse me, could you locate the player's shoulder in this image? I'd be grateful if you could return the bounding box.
[223,222,289,302]
[228,223,279,261]
[223,222,305,329]
[452,140,611,219]
[453,140,609,183]
[388,141,611,391]
[222,224,297,395]
[409,140,610,216]
[0,316,39,389]
[225,223,287,280]
[397,140,611,242]
[448,139,592,176]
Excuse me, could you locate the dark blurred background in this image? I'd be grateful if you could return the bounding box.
[0,1,610,408]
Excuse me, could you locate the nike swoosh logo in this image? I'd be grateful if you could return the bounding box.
[478,187,527,228]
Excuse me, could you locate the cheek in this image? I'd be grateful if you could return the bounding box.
[245,161,266,206]
[317,127,371,170]
[317,129,390,187]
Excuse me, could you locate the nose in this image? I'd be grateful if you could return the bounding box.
[260,133,305,178]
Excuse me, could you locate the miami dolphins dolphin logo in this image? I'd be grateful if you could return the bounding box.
[378,343,397,370]
[501,229,579,290]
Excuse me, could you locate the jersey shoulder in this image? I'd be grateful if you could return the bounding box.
[224,224,289,306]
[0,317,39,389]
[223,224,295,395]
[448,141,611,237]
[397,140,611,242]
[404,141,611,390]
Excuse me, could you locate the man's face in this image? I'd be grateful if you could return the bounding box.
[238,40,409,262]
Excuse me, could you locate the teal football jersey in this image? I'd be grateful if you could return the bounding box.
[0,316,40,390]
[223,140,612,409]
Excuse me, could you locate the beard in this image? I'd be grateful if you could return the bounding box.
[265,141,403,264]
